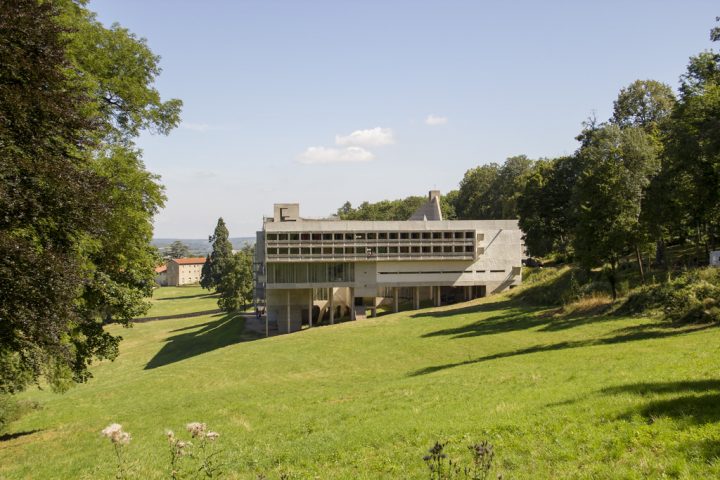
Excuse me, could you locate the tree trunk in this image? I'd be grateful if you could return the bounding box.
[607,261,618,301]
[635,245,645,284]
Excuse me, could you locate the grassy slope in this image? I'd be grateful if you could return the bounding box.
[2,286,720,479]
[143,285,219,318]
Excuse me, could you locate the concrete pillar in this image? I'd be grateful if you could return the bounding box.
[308,288,313,328]
[329,287,334,325]
[393,287,399,313]
[434,286,441,307]
[350,287,356,320]
[413,286,420,310]
[371,299,377,318]
[286,290,291,334]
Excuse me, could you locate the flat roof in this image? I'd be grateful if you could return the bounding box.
[263,219,519,232]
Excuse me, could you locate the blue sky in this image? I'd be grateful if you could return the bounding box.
[90,0,718,238]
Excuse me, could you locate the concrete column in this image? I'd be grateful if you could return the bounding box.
[413,286,420,310]
[329,287,334,325]
[434,286,441,307]
[286,290,291,334]
[371,299,377,318]
[308,288,313,328]
[393,287,399,313]
[350,287,356,320]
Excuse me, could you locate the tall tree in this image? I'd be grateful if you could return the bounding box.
[168,241,190,259]
[217,247,254,312]
[206,218,233,290]
[572,125,659,299]
[200,254,213,289]
[517,156,579,257]
[0,0,180,394]
[455,163,500,219]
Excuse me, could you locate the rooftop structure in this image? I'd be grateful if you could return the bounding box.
[254,192,524,335]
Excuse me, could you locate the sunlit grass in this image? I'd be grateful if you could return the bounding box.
[1,288,719,479]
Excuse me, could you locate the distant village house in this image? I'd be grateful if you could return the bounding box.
[164,257,206,286]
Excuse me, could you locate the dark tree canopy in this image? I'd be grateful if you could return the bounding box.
[0,0,180,394]
[205,218,234,290]
[168,241,191,259]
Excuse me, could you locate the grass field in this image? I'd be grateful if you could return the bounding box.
[2,285,720,479]
[142,285,219,318]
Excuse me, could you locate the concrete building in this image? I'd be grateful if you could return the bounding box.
[254,191,524,334]
[166,257,206,286]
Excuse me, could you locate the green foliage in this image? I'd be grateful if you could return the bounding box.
[217,247,254,312]
[337,196,426,220]
[622,268,720,323]
[168,241,190,259]
[200,254,213,290]
[0,394,40,433]
[0,0,179,394]
[205,218,234,291]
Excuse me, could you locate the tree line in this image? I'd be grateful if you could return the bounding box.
[339,18,720,299]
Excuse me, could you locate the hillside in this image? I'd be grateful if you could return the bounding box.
[153,237,255,256]
[1,285,719,479]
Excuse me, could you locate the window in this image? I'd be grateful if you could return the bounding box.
[465,231,474,239]
[323,247,333,254]
[334,233,343,240]
[279,248,288,255]
[312,247,321,255]
[389,246,398,254]
[367,232,376,240]
[389,232,398,240]
[378,246,388,254]
[443,232,453,239]
[422,246,431,253]
[354,233,366,240]
[454,232,464,239]
[278,233,289,241]
[411,232,420,239]
[267,248,278,255]
[267,233,278,241]
[433,246,442,253]
[400,232,409,240]
[290,233,300,241]
[301,247,310,254]
[432,232,442,239]
[334,247,344,255]
[378,232,387,240]
[411,246,420,253]
[322,233,333,241]
[289,247,299,255]
[422,232,431,239]
[300,233,310,241]
[443,246,452,253]
[465,245,474,252]
[400,246,410,253]
[312,233,322,241]
[345,233,353,240]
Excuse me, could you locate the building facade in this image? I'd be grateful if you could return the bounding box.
[254,191,524,334]
[166,257,206,286]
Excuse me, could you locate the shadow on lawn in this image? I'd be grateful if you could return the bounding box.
[154,292,217,301]
[145,312,260,369]
[0,430,41,442]
[409,322,715,376]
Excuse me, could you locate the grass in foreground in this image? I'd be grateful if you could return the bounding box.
[1,288,720,479]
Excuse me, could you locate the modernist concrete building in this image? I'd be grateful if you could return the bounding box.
[254,191,523,334]
[166,257,206,286]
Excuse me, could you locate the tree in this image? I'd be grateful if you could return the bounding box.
[200,255,213,289]
[517,156,579,257]
[0,0,180,394]
[217,247,255,312]
[168,241,190,259]
[205,218,233,290]
[572,125,659,299]
[611,80,676,132]
[455,163,500,219]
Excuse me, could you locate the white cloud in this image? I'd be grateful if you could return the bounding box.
[335,127,394,147]
[298,146,375,164]
[182,122,212,132]
[425,114,448,126]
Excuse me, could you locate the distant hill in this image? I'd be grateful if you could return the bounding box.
[152,237,255,256]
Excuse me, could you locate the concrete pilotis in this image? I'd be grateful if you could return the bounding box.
[308,289,313,327]
[413,287,420,310]
[329,287,334,325]
[393,287,399,313]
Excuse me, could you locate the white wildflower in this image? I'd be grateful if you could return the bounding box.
[186,422,207,438]
[206,431,219,441]
[101,423,130,445]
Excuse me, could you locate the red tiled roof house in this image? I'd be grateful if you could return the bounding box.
[166,257,206,286]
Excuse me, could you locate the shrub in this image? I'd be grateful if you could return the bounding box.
[0,394,40,433]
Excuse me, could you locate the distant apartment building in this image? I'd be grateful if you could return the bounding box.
[254,191,524,334]
[166,257,206,286]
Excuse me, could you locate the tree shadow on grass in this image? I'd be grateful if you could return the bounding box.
[0,430,41,442]
[145,312,261,369]
[409,322,715,376]
[155,292,218,301]
[415,300,550,339]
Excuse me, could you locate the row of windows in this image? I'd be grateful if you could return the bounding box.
[377,269,505,275]
[267,245,475,256]
[267,262,354,284]
[266,231,477,241]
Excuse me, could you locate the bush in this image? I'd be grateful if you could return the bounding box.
[0,394,40,433]
[621,268,720,323]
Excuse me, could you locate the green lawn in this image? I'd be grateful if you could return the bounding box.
[143,285,219,318]
[2,289,720,479]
